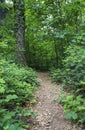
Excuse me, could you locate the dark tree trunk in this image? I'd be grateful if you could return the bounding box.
[0,0,8,22]
[13,0,27,66]
[0,0,4,2]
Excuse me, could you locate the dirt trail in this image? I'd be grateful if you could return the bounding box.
[31,72,82,130]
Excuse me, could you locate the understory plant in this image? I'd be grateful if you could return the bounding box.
[0,59,39,130]
[50,68,66,83]
[50,45,85,91]
[63,45,85,92]
[60,93,85,124]
[50,44,85,124]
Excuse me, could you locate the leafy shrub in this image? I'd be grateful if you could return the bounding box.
[50,45,85,125]
[0,59,39,130]
[50,45,85,92]
[50,68,66,83]
[63,45,85,91]
[60,93,85,124]
[0,7,15,59]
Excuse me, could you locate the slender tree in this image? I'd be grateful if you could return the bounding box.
[13,0,27,65]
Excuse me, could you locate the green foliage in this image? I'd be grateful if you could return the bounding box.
[50,45,85,125]
[50,45,85,91]
[50,68,66,83]
[60,93,85,124]
[1,0,85,127]
[0,59,39,129]
[0,8,15,58]
[25,0,57,70]
[25,0,85,69]
[0,1,13,9]
[63,45,85,91]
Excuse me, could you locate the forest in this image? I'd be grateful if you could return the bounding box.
[0,0,85,130]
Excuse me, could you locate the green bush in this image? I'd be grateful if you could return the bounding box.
[50,45,85,92]
[50,45,85,125]
[63,45,85,92]
[50,68,66,83]
[60,93,85,124]
[0,59,39,130]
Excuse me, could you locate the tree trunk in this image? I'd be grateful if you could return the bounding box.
[0,0,8,22]
[13,0,27,66]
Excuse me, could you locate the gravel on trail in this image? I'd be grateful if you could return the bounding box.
[31,72,83,130]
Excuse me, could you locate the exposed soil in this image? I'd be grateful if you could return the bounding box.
[31,72,83,130]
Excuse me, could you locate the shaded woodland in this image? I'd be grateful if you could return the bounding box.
[0,0,85,129]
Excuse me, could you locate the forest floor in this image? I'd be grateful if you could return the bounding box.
[30,72,82,130]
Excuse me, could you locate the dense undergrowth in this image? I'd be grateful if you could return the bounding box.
[0,59,39,130]
[50,45,85,124]
[0,6,40,130]
[1,0,85,128]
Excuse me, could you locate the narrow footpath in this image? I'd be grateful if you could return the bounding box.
[31,72,82,130]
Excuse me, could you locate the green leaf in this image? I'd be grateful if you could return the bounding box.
[8,124,23,130]
[0,78,5,83]
[3,112,15,121]
[5,94,18,102]
[30,99,37,104]
[0,87,5,93]
[64,112,78,120]
[80,81,85,85]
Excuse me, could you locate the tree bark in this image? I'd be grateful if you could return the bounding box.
[13,0,27,66]
[0,0,8,22]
